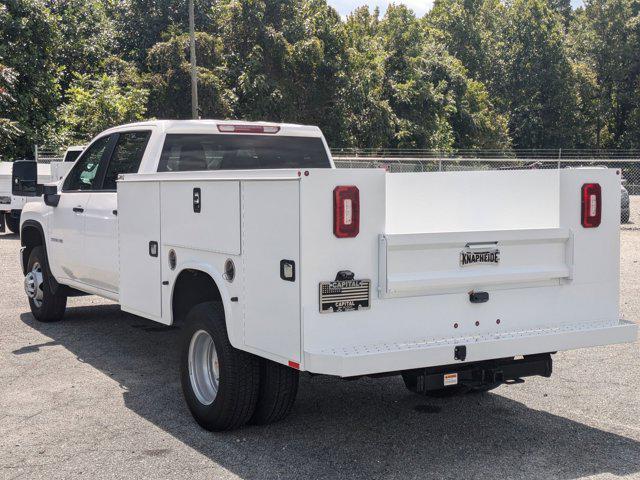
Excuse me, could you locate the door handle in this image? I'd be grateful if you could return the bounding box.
[73,207,84,213]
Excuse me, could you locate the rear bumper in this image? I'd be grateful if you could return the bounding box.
[304,319,637,377]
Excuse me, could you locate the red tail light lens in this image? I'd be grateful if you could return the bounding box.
[333,186,359,238]
[581,183,601,228]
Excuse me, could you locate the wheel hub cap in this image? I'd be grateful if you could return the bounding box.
[188,330,220,405]
[24,262,44,307]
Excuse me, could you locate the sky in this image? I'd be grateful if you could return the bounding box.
[326,0,584,18]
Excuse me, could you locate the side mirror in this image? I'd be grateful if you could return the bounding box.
[43,184,60,207]
[12,160,41,197]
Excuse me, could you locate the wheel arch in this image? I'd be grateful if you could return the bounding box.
[170,263,239,347]
[20,220,46,276]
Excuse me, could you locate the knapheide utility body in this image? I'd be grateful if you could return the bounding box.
[13,120,637,430]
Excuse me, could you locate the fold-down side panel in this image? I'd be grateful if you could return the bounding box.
[379,228,572,298]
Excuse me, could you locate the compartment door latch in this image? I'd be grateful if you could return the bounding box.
[193,187,201,213]
[469,291,489,303]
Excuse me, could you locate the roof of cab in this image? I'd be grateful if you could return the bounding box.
[101,119,324,138]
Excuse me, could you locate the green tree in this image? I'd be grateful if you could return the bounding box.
[57,73,149,143]
[114,0,211,66]
[342,6,395,148]
[46,0,115,92]
[0,62,22,158]
[427,0,506,89]
[0,0,61,157]
[209,0,352,145]
[498,0,578,148]
[568,0,640,147]
[146,32,234,119]
[345,5,510,149]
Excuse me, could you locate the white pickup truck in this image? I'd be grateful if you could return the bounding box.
[13,120,637,431]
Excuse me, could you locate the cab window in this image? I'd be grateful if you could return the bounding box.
[100,131,151,190]
[62,136,111,191]
[157,134,331,172]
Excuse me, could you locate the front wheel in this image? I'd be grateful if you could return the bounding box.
[180,302,260,431]
[25,246,67,322]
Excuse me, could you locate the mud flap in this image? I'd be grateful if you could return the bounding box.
[0,212,5,233]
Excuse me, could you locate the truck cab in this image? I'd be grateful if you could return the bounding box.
[13,120,637,431]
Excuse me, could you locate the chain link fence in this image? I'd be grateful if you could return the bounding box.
[332,149,640,227]
[34,147,63,164]
[332,149,640,194]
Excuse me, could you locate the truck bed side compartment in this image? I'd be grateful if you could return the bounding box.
[118,181,162,320]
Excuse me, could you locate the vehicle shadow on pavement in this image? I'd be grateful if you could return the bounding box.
[20,306,640,480]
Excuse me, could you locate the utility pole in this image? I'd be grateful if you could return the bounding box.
[189,0,199,119]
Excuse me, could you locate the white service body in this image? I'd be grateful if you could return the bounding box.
[20,120,637,379]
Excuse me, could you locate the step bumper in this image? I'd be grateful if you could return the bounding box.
[303,319,637,377]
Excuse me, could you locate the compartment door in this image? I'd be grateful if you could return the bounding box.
[242,180,301,364]
[118,181,163,321]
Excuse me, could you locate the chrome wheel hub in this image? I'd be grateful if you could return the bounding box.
[24,262,44,308]
[188,330,220,405]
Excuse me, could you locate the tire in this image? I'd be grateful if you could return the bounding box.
[180,301,260,431]
[6,213,19,234]
[25,246,67,322]
[249,358,299,425]
[622,210,630,224]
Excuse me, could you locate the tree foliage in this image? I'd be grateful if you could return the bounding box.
[1,0,640,156]
[57,73,149,144]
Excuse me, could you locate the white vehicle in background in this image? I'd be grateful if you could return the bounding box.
[12,120,637,431]
[0,146,84,233]
[0,161,51,234]
[50,145,85,182]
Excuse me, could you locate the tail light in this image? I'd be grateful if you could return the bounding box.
[581,183,601,228]
[333,186,359,238]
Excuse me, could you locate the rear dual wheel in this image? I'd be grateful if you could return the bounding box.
[180,301,299,431]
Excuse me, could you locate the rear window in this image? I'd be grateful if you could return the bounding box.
[157,134,331,172]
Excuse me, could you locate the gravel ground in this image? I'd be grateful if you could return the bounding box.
[1,205,639,480]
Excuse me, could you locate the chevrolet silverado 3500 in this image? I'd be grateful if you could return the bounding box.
[12,120,637,431]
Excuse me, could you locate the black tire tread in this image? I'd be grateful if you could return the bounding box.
[181,301,259,431]
[250,359,299,425]
[5,213,19,234]
[27,246,67,322]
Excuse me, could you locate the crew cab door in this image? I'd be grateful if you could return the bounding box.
[48,135,113,284]
[82,131,151,293]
